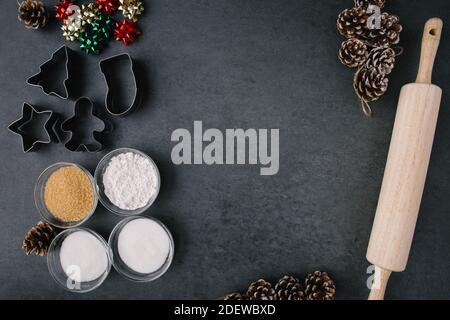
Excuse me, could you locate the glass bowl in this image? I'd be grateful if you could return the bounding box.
[108,216,174,282]
[34,162,98,229]
[47,228,112,293]
[94,148,161,216]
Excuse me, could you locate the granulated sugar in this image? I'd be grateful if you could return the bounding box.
[103,152,158,210]
[118,218,171,274]
[60,230,108,282]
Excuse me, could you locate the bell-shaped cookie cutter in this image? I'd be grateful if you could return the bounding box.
[8,103,56,153]
[27,45,72,99]
[61,97,106,152]
[99,53,138,116]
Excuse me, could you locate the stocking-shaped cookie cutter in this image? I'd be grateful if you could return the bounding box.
[27,46,71,99]
[99,53,138,116]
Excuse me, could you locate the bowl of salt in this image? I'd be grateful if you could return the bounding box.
[47,228,112,293]
[108,216,174,282]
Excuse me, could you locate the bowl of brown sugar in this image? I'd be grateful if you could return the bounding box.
[35,163,98,228]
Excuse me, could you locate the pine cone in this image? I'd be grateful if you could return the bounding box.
[354,0,385,8]
[337,7,368,39]
[223,293,248,300]
[304,271,336,300]
[246,279,276,300]
[339,38,368,68]
[364,47,396,75]
[365,13,402,47]
[18,0,48,29]
[22,221,57,256]
[353,66,388,103]
[274,276,305,300]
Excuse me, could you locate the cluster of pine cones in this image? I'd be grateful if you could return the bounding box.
[337,0,402,116]
[223,272,336,301]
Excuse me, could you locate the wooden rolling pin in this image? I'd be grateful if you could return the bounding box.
[366,18,443,300]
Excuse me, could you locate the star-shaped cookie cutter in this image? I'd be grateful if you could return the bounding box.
[8,103,55,153]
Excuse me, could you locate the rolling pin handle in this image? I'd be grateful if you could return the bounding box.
[368,266,392,300]
[416,18,443,84]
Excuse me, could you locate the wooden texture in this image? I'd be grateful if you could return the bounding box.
[366,18,443,299]
[416,18,443,83]
[368,266,391,300]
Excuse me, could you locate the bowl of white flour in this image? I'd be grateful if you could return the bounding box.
[95,148,161,216]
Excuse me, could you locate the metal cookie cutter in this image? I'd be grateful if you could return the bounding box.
[27,45,72,99]
[61,97,106,152]
[8,103,56,153]
[99,53,138,116]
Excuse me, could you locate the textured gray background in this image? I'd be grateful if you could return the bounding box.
[0,0,449,300]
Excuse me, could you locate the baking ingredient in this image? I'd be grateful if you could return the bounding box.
[118,218,171,273]
[103,152,158,210]
[44,166,94,222]
[60,230,108,282]
[22,221,57,256]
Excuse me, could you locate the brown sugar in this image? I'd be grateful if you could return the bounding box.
[44,166,94,222]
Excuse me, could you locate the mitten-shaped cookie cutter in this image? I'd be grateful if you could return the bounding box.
[99,53,138,116]
[8,103,56,152]
[27,46,72,99]
[61,97,106,152]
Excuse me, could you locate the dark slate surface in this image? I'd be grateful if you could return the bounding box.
[0,0,449,300]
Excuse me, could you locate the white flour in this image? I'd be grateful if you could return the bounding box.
[103,152,158,210]
[60,230,108,282]
[118,218,171,274]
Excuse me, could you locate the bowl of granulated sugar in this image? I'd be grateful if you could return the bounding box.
[94,148,161,216]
